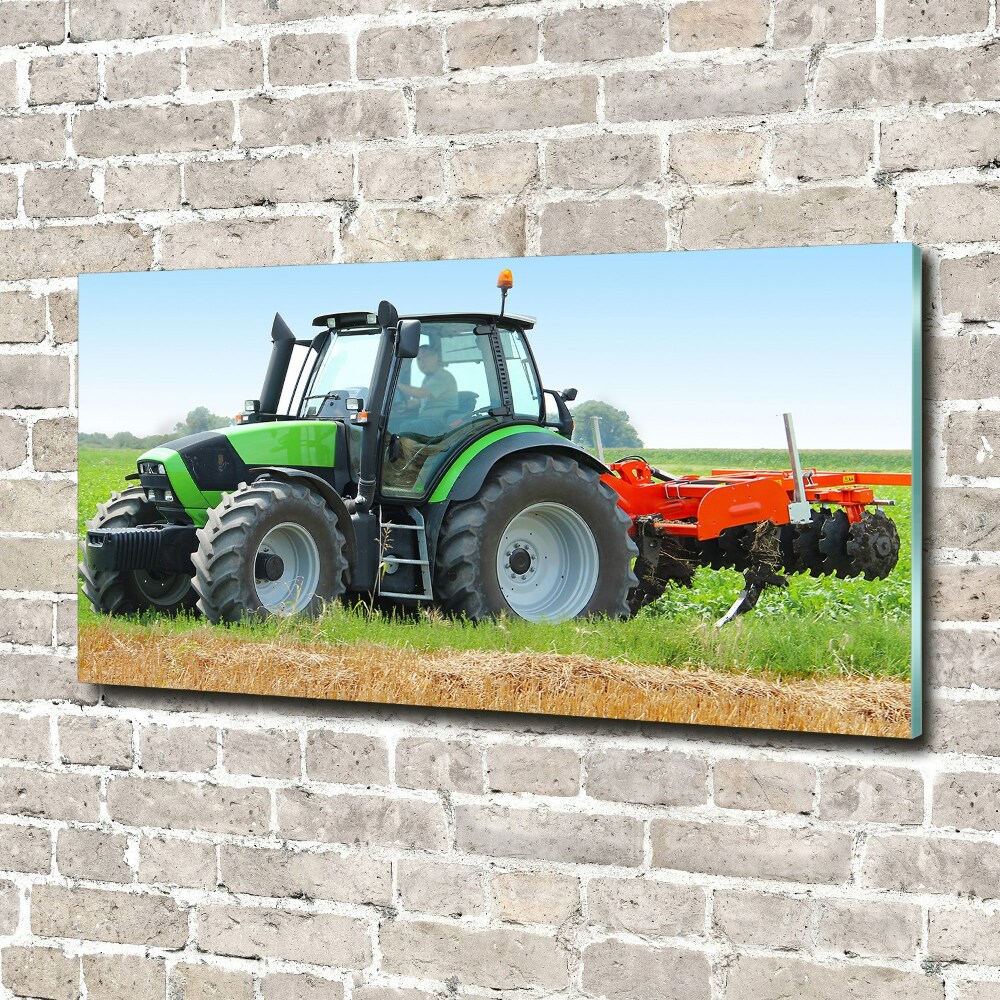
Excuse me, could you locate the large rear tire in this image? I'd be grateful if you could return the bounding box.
[79,487,198,616]
[192,479,348,623]
[434,454,637,622]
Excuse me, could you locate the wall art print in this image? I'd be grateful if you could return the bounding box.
[78,244,920,737]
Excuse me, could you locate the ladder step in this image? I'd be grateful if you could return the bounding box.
[377,505,434,601]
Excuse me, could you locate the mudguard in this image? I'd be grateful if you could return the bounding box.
[439,431,609,504]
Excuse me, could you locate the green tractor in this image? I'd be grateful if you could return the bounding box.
[80,273,638,624]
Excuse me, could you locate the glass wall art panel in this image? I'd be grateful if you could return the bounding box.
[78,244,921,737]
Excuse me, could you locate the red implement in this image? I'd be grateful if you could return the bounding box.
[603,459,912,539]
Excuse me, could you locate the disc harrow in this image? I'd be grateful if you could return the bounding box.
[818,509,854,578]
[846,509,902,581]
[602,448,910,623]
[627,534,698,615]
[790,507,831,577]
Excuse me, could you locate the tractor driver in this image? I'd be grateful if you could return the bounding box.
[395,340,459,438]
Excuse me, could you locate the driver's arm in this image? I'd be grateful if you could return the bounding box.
[398,383,430,399]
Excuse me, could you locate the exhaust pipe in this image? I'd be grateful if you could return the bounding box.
[259,313,296,416]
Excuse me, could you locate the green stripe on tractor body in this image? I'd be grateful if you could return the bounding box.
[223,420,338,467]
[428,424,561,503]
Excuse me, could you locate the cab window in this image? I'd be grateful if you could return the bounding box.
[381,322,501,497]
[501,327,543,421]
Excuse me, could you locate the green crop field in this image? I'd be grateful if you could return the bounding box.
[79,445,913,681]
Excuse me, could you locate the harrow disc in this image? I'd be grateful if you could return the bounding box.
[846,509,901,580]
[791,507,833,577]
[718,525,755,572]
[818,509,854,578]
[628,536,697,615]
[779,522,798,575]
[699,536,727,571]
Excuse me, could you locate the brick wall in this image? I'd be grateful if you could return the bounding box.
[0,0,996,996]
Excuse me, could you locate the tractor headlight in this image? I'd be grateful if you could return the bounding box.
[164,490,174,502]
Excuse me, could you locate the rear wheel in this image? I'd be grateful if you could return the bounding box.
[192,479,348,623]
[434,454,637,622]
[79,487,198,616]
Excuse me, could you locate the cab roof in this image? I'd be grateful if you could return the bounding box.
[311,310,536,331]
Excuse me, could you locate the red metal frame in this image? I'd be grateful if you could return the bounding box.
[602,459,912,541]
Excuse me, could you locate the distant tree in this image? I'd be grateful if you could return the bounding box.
[110,430,141,450]
[571,400,644,449]
[174,406,233,435]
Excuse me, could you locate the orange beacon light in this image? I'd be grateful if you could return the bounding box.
[497,269,513,316]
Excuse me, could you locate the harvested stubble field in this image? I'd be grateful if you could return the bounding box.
[79,446,914,737]
[80,621,910,737]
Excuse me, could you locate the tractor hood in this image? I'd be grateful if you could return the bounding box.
[137,420,342,526]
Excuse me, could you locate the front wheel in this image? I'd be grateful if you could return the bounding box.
[191,479,348,623]
[434,453,637,622]
[79,487,198,616]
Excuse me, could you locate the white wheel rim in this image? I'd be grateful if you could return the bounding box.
[254,522,321,615]
[496,502,599,621]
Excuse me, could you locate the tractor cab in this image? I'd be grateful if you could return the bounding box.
[251,299,571,503]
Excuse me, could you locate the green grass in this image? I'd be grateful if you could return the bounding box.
[603,447,912,476]
[79,446,913,680]
[78,447,139,540]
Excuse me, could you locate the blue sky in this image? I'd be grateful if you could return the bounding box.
[79,245,917,449]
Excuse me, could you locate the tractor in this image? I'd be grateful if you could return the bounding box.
[80,271,910,626]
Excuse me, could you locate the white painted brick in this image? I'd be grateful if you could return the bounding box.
[492,871,579,925]
[714,889,811,949]
[269,32,350,86]
[104,49,181,100]
[670,130,763,184]
[0,8,997,1000]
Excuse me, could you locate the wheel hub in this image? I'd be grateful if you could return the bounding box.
[506,544,533,577]
[132,570,193,606]
[253,523,321,615]
[255,552,285,582]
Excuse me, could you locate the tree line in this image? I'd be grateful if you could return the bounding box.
[81,401,645,452]
[80,407,234,450]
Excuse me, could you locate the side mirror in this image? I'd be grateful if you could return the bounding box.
[561,387,578,402]
[396,319,421,359]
